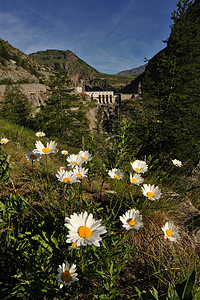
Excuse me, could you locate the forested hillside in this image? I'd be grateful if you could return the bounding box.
[124,0,200,165]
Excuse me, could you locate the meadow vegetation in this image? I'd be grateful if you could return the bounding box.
[0,115,199,299]
[0,1,200,298]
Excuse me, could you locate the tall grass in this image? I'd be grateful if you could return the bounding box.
[0,119,199,299]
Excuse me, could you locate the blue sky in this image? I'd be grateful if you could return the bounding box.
[0,0,178,74]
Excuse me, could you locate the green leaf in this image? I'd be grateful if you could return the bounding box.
[141,293,159,300]
[50,235,59,249]
[31,235,53,253]
[167,284,180,300]
[134,286,142,298]
[175,264,196,300]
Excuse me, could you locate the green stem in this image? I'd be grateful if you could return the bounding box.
[111,183,128,215]
[63,184,67,219]
[115,230,132,248]
[45,155,48,173]
[32,160,35,188]
[80,245,84,272]
[100,179,104,201]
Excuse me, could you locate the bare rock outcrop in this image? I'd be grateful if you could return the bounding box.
[0,83,48,107]
[0,60,39,83]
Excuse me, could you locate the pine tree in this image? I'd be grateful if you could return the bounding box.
[34,72,89,145]
[0,85,32,126]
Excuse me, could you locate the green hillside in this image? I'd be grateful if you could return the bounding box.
[30,49,99,81]
[123,0,200,164]
[30,49,135,91]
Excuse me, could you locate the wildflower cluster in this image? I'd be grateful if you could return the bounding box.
[108,159,162,201]
[3,131,184,291]
[56,150,91,184]
[55,157,181,288]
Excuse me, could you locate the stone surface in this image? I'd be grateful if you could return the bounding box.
[0,83,48,107]
[0,60,39,83]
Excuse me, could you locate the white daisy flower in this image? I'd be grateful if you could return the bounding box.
[108,168,124,180]
[55,261,79,288]
[79,150,92,163]
[67,154,83,168]
[172,159,183,167]
[120,208,144,230]
[25,151,41,162]
[68,242,80,250]
[130,160,148,173]
[61,150,68,155]
[34,140,57,155]
[56,170,80,184]
[141,184,162,200]
[36,132,45,137]
[0,138,9,144]
[73,166,88,179]
[59,166,66,171]
[130,173,144,185]
[65,211,107,247]
[162,221,180,242]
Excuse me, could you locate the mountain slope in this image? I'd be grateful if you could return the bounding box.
[30,49,137,90]
[0,38,43,84]
[30,49,99,82]
[116,63,147,77]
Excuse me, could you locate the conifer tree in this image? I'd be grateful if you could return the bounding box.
[137,0,200,162]
[0,85,32,126]
[34,71,89,145]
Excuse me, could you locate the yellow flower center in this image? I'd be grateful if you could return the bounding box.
[166,229,173,237]
[72,161,78,165]
[135,167,141,172]
[1,140,6,143]
[131,178,137,183]
[82,157,87,161]
[63,178,71,183]
[71,242,77,248]
[147,192,155,198]
[77,173,82,178]
[38,133,43,136]
[42,147,51,153]
[30,154,37,159]
[127,219,136,226]
[78,226,92,238]
[114,174,120,179]
[61,271,72,283]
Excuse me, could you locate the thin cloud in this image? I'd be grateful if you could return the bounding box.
[20,2,71,35]
[0,0,177,73]
[107,0,137,35]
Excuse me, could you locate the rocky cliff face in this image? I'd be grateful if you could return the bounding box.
[0,38,51,106]
[30,49,99,83]
[117,63,147,77]
[0,83,48,108]
[0,59,39,83]
[0,38,43,84]
[29,49,136,91]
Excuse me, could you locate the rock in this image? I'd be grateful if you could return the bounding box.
[0,83,48,108]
